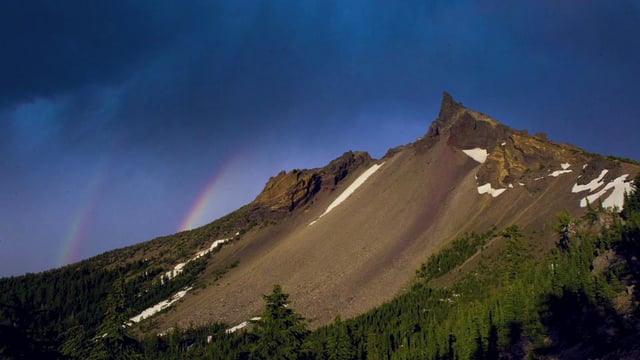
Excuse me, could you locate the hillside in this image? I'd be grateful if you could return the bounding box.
[0,93,638,359]
[146,92,637,333]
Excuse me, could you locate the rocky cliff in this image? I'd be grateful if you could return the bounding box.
[253,151,372,212]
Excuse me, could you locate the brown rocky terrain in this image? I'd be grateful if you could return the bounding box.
[254,151,372,212]
[128,92,639,334]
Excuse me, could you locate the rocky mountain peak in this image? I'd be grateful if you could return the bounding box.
[420,92,615,190]
[437,91,464,124]
[424,92,499,149]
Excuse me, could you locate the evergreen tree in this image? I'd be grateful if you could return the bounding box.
[555,211,574,252]
[326,315,354,360]
[89,278,140,360]
[252,284,308,360]
[622,174,640,220]
[60,324,91,359]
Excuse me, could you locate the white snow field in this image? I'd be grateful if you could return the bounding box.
[309,162,384,225]
[561,163,571,170]
[572,169,608,193]
[578,174,633,210]
[129,287,192,324]
[462,148,489,164]
[477,183,507,198]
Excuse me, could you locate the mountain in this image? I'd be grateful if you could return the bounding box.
[144,92,637,332]
[1,93,638,358]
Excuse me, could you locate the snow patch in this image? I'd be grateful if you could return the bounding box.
[534,177,544,181]
[163,238,231,281]
[309,163,384,225]
[477,183,507,198]
[518,182,525,186]
[579,175,633,210]
[501,141,507,146]
[583,164,588,169]
[129,287,192,324]
[549,169,573,177]
[508,184,514,189]
[561,163,571,170]
[462,148,489,164]
[226,317,262,334]
[572,169,608,193]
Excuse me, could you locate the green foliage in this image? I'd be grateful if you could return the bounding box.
[605,155,640,166]
[127,253,210,314]
[0,261,145,355]
[622,173,640,221]
[139,323,253,359]
[325,315,354,360]
[251,285,309,359]
[60,325,91,359]
[89,279,142,359]
[417,228,496,280]
[301,214,639,359]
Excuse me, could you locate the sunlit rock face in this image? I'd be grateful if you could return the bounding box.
[253,151,371,211]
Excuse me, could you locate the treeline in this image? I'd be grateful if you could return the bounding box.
[0,247,212,357]
[127,253,210,314]
[416,228,496,281]
[0,259,148,357]
[126,175,639,359]
[1,176,639,359]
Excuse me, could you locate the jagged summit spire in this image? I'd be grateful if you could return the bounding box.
[437,91,464,123]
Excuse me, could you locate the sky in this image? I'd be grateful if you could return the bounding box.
[1,1,639,276]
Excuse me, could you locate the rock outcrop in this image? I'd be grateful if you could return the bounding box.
[425,92,592,188]
[253,151,372,212]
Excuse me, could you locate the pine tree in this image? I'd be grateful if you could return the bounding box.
[89,278,140,359]
[326,315,354,360]
[622,174,640,221]
[251,284,308,360]
[60,324,91,359]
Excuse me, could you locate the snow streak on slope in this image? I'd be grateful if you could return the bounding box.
[309,163,384,225]
[129,287,192,324]
[477,183,506,198]
[462,148,489,163]
[549,170,572,177]
[572,169,608,193]
[163,236,234,281]
[225,317,262,334]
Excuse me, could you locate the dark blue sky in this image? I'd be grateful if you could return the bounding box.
[1,1,639,276]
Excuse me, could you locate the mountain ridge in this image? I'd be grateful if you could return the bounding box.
[1,93,638,356]
[133,92,637,333]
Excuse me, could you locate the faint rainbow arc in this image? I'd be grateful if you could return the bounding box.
[57,165,106,267]
[178,155,240,232]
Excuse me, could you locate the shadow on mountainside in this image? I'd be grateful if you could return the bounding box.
[535,288,631,359]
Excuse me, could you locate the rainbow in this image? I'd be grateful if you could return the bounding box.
[178,156,240,232]
[57,165,106,267]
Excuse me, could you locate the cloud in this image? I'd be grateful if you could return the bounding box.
[0,1,218,108]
